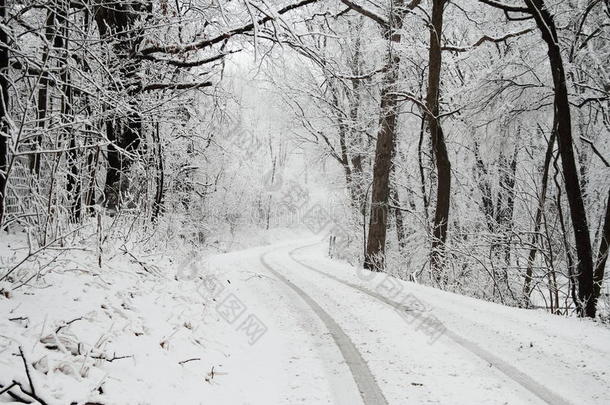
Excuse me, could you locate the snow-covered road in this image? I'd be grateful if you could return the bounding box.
[3,236,610,404]
[205,238,610,405]
[260,249,389,405]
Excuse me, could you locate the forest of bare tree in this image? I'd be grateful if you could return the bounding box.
[0,1,609,403]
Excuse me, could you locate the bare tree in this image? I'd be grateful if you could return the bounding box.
[425,0,451,280]
[0,0,8,226]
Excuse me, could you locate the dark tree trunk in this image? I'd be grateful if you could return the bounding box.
[66,134,82,222]
[391,181,407,250]
[417,115,429,226]
[363,1,407,270]
[59,1,81,222]
[84,142,99,213]
[0,0,9,227]
[330,81,358,209]
[364,76,397,270]
[473,141,495,233]
[104,120,121,208]
[95,1,150,210]
[31,10,58,175]
[152,121,164,220]
[426,0,451,280]
[81,7,98,216]
[391,130,406,251]
[102,112,142,209]
[593,186,610,310]
[525,0,596,317]
[496,147,518,230]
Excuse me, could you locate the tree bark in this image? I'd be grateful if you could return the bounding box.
[95,1,150,210]
[391,127,406,251]
[593,189,610,303]
[59,1,81,222]
[31,10,57,175]
[0,0,9,227]
[417,115,429,226]
[525,0,596,317]
[496,144,518,288]
[329,80,358,209]
[152,121,164,220]
[363,0,407,270]
[84,143,99,213]
[347,21,366,215]
[426,0,451,281]
[391,180,407,250]
[473,141,495,233]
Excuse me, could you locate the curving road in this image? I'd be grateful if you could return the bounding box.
[285,243,572,405]
[244,240,604,405]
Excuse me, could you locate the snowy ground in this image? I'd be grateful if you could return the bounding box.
[2,233,609,404]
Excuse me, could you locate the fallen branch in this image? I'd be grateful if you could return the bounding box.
[0,347,49,404]
[18,347,36,398]
[178,357,201,365]
[0,381,30,403]
[91,353,133,362]
[9,380,49,405]
[55,317,84,334]
[120,247,153,275]
[0,382,18,396]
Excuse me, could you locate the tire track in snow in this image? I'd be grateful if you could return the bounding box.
[288,244,573,405]
[259,251,389,405]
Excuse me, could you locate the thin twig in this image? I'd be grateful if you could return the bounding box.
[178,357,201,365]
[18,346,36,398]
[91,353,133,362]
[580,136,610,167]
[55,317,84,334]
[0,226,85,282]
[0,382,17,396]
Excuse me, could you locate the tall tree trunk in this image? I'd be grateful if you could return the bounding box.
[59,0,81,222]
[391,130,406,251]
[0,0,9,227]
[364,0,407,270]
[84,142,99,213]
[80,7,98,216]
[426,0,451,281]
[104,120,121,208]
[329,81,358,209]
[496,144,518,289]
[496,146,518,230]
[525,0,596,317]
[31,10,57,175]
[67,134,82,222]
[95,1,150,210]
[391,180,407,250]
[591,148,610,313]
[593,189,610,302]
[347,19,366,215]
[417,115,429,226]
[152,121,164,220]
[473,140,495,233]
